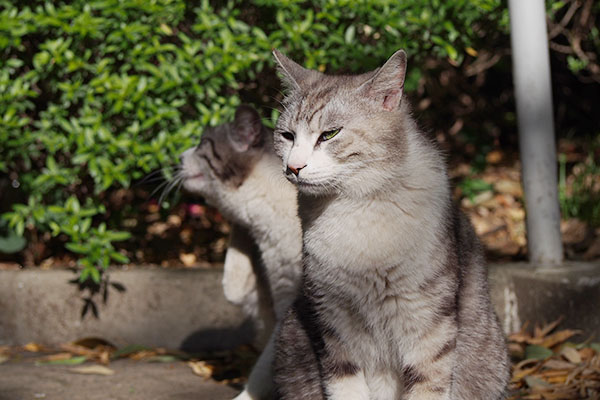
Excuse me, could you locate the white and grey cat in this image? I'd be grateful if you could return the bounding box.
[180,105,302,400]
[271,50,510,399]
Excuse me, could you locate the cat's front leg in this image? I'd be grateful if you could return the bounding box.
[233,330,276,400]
[401,337,457,400]
[274,305,324,400]
[223,224,257,305]
[223,224,274,348]
[319,327,370,399]
[324,371,370,400]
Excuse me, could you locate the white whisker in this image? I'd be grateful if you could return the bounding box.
[158,173,183,205]
[148,178,171,199]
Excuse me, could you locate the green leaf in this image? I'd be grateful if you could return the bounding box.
[36,356,87,366]
[33,51,50,70]
[46,156,58,171]
[0,232,27,254]
[80,218,92,233]
[107,231,131,241]
[79,268,90,283]
[47,206,65,214]
[112,344,149,359]
[459,178,493,201]
[89,266,101,283]
[445,44,458,61]
[344,25,356,44]
[15,220,24,236]
[146,355,177,363]
[65,242,89,254]
[525,345,553,360]
[110,251,129,264]
[159,23,173,36]
[65,196,81,214]
[49,222,61,236]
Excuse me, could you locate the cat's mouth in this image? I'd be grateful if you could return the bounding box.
[186,172,204,180]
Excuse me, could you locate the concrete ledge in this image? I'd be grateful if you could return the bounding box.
[1,262,599,350]
[0,268,252,351]
[490,261,600,337]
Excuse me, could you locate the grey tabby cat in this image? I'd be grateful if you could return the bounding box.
[270,49,510,399]
[180,105,303,400]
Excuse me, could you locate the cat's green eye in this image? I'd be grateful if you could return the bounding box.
[319,128,341,142]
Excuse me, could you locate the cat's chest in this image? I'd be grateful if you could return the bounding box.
[300,196,443,324]
[301,197,423,271]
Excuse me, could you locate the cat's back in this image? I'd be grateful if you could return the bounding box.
[451,207,511,398]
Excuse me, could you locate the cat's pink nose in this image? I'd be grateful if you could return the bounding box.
[287,164,305,176]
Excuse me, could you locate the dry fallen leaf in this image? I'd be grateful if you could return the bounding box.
[541,329,581,349]
[544,359,577,370]
[40,352,73,362]
[494,179,523,197]
[579,347,596,361]
[99,350,110,365]
[187,361,214,379]
[60,338,116,365]
[561,346,582,364]
[561,219,589,245]
[509,319,600,400]
[583,236,600,260]
[70,365,115,376]
[167,214,182,227]
[486,150,503,164]
[537,318,564,340]
[23,342,43,352]
[0,354,9,364]
[129,350,159,360]
[179,253,197,267]
[513,366,540,382]
[148,222,169,236]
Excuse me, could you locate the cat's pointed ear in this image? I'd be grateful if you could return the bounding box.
[272,49,313,91]
[361,50,407,111]
[229,105,263,152]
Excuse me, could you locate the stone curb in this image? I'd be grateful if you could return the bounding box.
[1,262,599,349]
[0,268,252,351]
[489,261,600,338]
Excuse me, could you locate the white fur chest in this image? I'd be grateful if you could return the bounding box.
[301,194,450,368]
[303,196,436,273]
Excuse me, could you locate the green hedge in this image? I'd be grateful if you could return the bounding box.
[0,0,583,280]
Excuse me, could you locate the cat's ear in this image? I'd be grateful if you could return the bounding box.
[229,105,263,152]
[272,49,314,91]
[361,50,407,111]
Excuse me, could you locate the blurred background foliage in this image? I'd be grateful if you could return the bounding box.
[0,0,598,281]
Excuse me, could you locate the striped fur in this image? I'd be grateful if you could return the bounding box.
[272,50,510,399]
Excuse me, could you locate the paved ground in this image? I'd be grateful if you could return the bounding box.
[0,358,239,400]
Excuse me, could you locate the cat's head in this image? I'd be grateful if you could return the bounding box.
[272,49,409,197]
[180,104,266,204]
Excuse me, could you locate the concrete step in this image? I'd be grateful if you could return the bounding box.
[0,357,238,400]
[1,262,599,349]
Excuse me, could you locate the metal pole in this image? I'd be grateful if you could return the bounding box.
[508,0,563,265]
